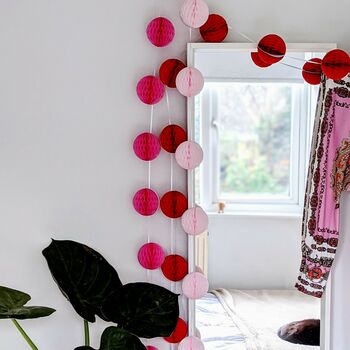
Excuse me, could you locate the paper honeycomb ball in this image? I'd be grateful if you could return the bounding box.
[159,124,187,153]
[302,58,322,85]
[178,336,205,350]
[160,191,188,218]
[176,67,204,97]
[251,52,272,68]
[257,34,286,65]
[200,14,228,43]
[175,141,203,170]
[133,188,159,216]
[133,132,161,161]
[146,17,175,47]
[180,0,209,28]
[181,206,208,235]
[138,243,165,270]
[164,318,188,343]
[321,49,350,80]
[161,254,188,281]
[182,272,209,299]
[159,59,186,88]
[136,75,165,105]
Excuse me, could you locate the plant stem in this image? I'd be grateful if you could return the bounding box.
[84,319,90,346]
[11,319,38,350]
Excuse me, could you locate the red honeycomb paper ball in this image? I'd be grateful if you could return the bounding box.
[200,14,228,43]
[257,34,286,65]
[321,49,350,80]
[251,52,272,68]
[160,191,188,218]
[161,254,188,281]
[302,58,322,85]
[159,59,186,88]
[159,124,187,153]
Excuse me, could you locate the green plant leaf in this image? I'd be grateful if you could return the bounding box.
[0,286,55,319]
[42,239,123,322]
[74,327,146,350]
[101,283,179,338]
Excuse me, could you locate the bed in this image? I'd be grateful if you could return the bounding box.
[195,289,320,350]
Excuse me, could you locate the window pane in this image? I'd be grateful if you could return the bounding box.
[211,82,297,200]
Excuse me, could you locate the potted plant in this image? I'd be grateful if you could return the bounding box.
[42,239,179,349]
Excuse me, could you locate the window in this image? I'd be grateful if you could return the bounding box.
[196,80,317,214]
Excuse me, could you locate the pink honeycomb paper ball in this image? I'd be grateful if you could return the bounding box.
[176,68,204,97]
[180,0,209,28]
[181,207,208,235]
[182,272,209,299]
[136,75,165,105]
[146,17,175,47]
[133,188,159,216]
[133,132,161,161]
[138,243,165,270]
[175,141,203,169]
[178,336,205,350]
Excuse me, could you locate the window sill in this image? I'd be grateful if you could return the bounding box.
[206,211,303,219]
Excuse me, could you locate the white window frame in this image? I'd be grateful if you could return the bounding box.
[188,43,336,216]
[198,79,309,214]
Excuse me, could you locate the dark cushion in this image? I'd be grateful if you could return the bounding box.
[277,319,320,346]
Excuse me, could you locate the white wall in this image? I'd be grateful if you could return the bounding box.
[0,1,349,349]
[207,214,302,289]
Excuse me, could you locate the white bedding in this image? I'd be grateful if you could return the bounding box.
[196,289,320,350]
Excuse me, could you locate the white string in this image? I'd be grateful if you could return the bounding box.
[165,90,172,125]
[235,30,255,43]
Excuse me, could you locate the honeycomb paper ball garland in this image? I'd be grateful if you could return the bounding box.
[160,190,188,218]
[181,206,208,235]
[160,124,187,153]
[161,254,188,281]
[175,141,204,170]
[178,336,205,350]
[302,58,323,85]
[136,75,165,105]
[159,59,186,88]
[133,132,161,161]
[164,318,188,343]
[176,67,204,97]
[321,49,350,80]
[138,242,165,270]
[180,0,209,29]
[182,272,209,299]
[146,17,175,47]
[133,188,159,216]
[257,34,286,65]
[199,14,228,43]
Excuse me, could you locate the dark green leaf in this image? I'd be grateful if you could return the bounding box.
[0,286,55,319]
[74,327,146,350]
[42,239,123,322]
[100,327,146,350]
[101,283,179,338]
